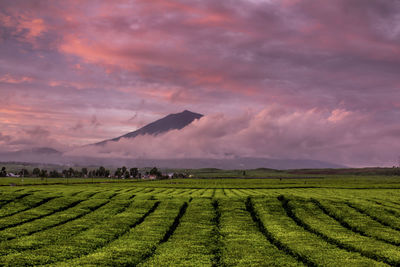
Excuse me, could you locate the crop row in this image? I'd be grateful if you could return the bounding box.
[0,194,130,258]
[57,198,188,266]
[250,197,387,266]
[4,186,400,201]
[1,186,400,266]
[286,197,400,265]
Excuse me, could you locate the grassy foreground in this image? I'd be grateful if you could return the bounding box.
[0,177,400,266]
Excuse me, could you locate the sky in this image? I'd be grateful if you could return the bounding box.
[0,0,400,167]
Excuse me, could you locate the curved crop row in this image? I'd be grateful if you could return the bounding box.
[346,202,400,231]
[0,197,131,256]
[287,197,400,265]
[1,199,159,266]
[0,196,79,231]
[139,199,214,267]
[0,193,32,208]
[251,197,382,266]
[56,199,186,266]
[0,194,59,219]
[313,199,400,246]
[219,198,302,266]
[0,197,109,241]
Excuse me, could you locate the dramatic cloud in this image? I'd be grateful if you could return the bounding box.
[0,126,67,152]
[1,0,400,166]
[67,107,400,166]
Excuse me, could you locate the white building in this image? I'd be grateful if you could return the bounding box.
[7,173,20,177]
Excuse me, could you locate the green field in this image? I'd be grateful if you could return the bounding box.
[1,177,400,266]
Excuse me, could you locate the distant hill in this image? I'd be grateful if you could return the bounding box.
[95,110,203,145]
[0,110,347,170]
[106,157,345,170]
[53,156,345,170]
[0,147,63,165]
[26,147,61,155]
[3,147,61,156]
[0,152,345,170]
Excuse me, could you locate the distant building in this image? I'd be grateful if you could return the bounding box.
[142,174,157,180]
[149,175,157,180]
[7,173,20,177]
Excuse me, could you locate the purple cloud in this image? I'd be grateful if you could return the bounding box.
[0,0,399,166]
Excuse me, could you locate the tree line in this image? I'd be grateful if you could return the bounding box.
[0,166,135,178]
[0,166,187,179]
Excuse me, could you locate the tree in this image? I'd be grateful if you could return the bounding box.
[98,166,106,177]
[49,170,60,178]
[39,169,48,178]
[19,169,29,177]
[114,168,122,178]
[150,167,161,178]
[0,167,6,177]
[173,172,187,179]
[32,168,40,177]
[130,168,138,178]
[73,169,81,178]
[81,168,88,177]
[124,171,130,179]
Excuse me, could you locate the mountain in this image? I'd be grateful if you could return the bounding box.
[0,110,346,169]
[94,157,345,170]
[51,156,345,170]
[25,147,62,155]
[3,147,61,156]
[0,147,63,164]
[95,110,203,145]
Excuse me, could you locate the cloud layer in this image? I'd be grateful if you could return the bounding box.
[67,107,400,167]
[1,0,400,166]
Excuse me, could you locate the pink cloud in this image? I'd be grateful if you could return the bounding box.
[1,0,400,166]
[0,74,34,84]
[67,106,398,167]
[0,12,47,46]
[327,109,352,123]
[19,18,46,38]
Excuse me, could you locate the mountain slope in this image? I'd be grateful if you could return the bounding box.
[95,110,203,145]
[57,156,346,170]
[0,147,63,164]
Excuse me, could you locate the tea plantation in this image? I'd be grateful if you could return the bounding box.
[0,177,400,266]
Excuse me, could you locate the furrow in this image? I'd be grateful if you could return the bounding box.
[0,196,59,220]
[311,199,400,246]
[159,202,188,243]
[0,198,83,231]
[0,195,56,219]
[291,198,400,266]
[139,202,189,263]
[211,200,222,267]
[0,193,32,208]
[211,189,216,198]
[279,196,390,266]
[0,199,131,256]
[1,199,110,242]
[70,191,83,196]
[346,202,400,231]
[245,197,315,267]
[1,200,147,265]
